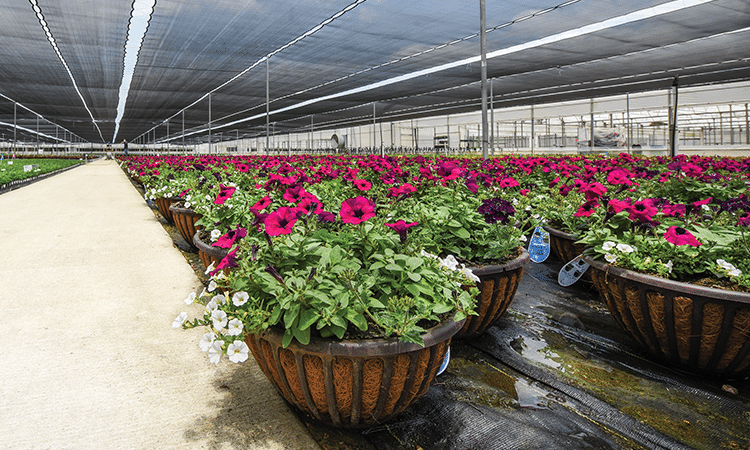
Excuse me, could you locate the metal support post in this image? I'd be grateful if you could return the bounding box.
[480,0,488,160]
[669,75,679,157]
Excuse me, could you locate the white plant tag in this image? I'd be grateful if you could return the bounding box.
[558,254,590,287]
[436,346,451,376]
[528,226,551,263]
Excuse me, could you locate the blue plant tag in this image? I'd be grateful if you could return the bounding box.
[436,346,451,376]
[558,254,590,287]
[528,226,551,263]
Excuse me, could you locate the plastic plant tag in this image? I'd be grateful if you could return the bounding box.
[528,226,551,263]
[558,254,590,287]
[436,346,451,376]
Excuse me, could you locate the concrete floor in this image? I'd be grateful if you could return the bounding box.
[0,159,319,450]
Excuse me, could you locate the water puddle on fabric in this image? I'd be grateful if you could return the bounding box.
[510,334,564,371]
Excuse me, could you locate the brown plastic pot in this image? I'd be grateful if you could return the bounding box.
[585,255,750,379]
[153,197,178,224]
[193,231,229,270]
[246,317,464,428]
[169,203,202,247]
[455,248,529,339]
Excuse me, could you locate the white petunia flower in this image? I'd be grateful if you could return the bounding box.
[227,318,244,336]
[210,229,222,242]
[213,294,227,306]
[184,202,191,208]
[207,279,217,292]
[208,340,225,364]
[440,255,459,271]
[205,298,219,314]
[232,291,249,307]
[459,266,480,283]
[172,312,188,328]
[665,260,674,274]
[184,292,196,305]
[212,310,228,330]
[199,332,216,352]
[227,341,250,363]
[616,243,635,253]
[717,259,742,277]
[602,241,616,251]
[604,253,618,264]
[198,288,208,298]
[421,249,438,260]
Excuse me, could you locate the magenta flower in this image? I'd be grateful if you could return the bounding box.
[664,226,702,247]
[214,184,236,205]
[574,199,600,218]
[282,185,306,203]
[264,207,301,236]
[252,195,272,211]
[340,196,376,224]
[606,168,634,186]
[215,227,247,249]
[214,248,238,273]
[583,182,606,201]
[353,179,372,192]
[627,199,658,223]
[661,202,686,218]
[385,220,418,243]
[608,198,631,214]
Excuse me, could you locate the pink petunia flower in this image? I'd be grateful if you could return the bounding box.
[340,197,376,224]
[264,207,301,236]
[214,184,236,205]
[664,226,702,247]
[385,220,418,243]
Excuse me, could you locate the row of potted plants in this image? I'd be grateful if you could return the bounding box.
[123,152,749,426]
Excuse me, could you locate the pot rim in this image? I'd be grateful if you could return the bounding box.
[542,225,580,241]
[470,247,530,278]
[192,231,229,256]
[255,315,465,357]
[169,202,201,216]
[584,255,750,304]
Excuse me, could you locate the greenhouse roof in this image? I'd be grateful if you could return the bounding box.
[1,0,749,144]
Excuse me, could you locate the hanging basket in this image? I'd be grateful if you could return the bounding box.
[153,197,178,224]
[585,256,750,379]
[455,248,529,339]
[193,231,229,271]
[245,317,463,428]
[169,203,202,247]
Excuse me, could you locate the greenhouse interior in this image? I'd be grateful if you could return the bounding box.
[2,1,750,449]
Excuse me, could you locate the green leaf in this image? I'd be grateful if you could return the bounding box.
[346,310,368,331]
[282,329,294,348]
[284,304,300,329]
[385,263,403,272]
[299,308,319,330]
[451,227,471,240]
[432,303,453,314]
[407,272,422,282]
[293,325,311,345]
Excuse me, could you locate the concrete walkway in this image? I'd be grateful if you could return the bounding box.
[0,160,319,450]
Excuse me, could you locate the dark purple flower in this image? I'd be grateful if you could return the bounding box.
[385,220,419,243]
[265,264,285,285]
[478,197,515,224]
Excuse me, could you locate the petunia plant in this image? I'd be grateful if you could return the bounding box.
[176,188,478,363]
[579,193,750,291]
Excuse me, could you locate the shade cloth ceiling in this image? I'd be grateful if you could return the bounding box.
[1,0,749,145]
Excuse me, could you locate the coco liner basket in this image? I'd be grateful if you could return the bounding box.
[456,248,529,339]
[169,203,202,247]
[153,197,178,224]
[193,231,229,270]
[585,256,750,379]
[245,317,464,428]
